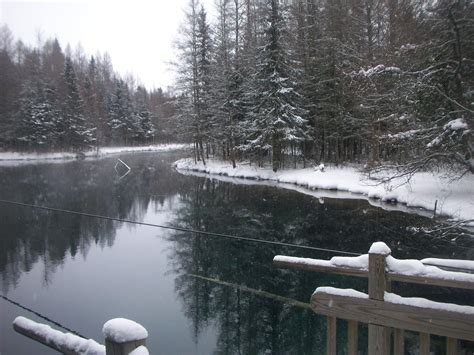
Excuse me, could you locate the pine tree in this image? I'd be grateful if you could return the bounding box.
[61,56,94,150]
[0,41,20,145]
[241,0,309,171]
[17,82,61,149]
[175,0,213,164]
[134,86,155,142]
[107,79,131,144]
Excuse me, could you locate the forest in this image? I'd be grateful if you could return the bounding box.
[174,0,473,174]
[0,25,177,150]
[0,0,472,175]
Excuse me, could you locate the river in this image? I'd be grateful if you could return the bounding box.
[1,151,473,354]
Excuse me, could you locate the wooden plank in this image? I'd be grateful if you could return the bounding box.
[419,333,430,355]
[310,291,474,342]
[327,316,336,355]
[369,325,386,355]
[389,273,474,291]
[393,329,405,355]
[273,258,368,278]
[347,320,358,355]
[13,322,79,355]
[368,253,388,355]
[273,258,474,290]
[446,337,458,355]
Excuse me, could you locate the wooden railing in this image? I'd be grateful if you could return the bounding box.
[274,242,474,355]
[13,316,149,355]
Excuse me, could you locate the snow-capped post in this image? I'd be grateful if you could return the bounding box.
[102,318,148,355]
[368,242,391,355]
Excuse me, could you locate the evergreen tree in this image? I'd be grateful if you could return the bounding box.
[175,0,213,164]
[61,56,94,150]
[17,82,61,149]
[107,79,131,144]
[134,86,155,142]
[241,0,309,171]
[0,44,20,145]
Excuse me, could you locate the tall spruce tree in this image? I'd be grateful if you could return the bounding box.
[175,0,213,164]
[62,56,94,150]
[242,0,309,171]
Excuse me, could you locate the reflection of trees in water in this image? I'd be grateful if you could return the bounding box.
[0,153,185,292]
[168,178,474,354]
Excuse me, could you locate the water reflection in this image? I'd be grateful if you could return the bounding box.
[0,152,473,354]
[167,177,474,354]
[0,153,184,293]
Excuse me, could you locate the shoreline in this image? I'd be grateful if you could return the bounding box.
[0,144,190,165]
[174,158,474,226]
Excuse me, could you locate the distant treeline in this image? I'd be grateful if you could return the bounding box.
[175,0,473,174]
[0,25,177,151]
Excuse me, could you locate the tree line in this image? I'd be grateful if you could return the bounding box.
[175,0,473,174]
[0,25,177,151]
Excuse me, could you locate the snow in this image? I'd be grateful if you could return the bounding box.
[102,318,148,343]
[0,144,190,166]
[13,316,105,355]
[420,258,474,271]
[174,158,474,224]
[444,118,468,131]
[312,288,474,315]
[275,241,474,284]
[386,256,474,283]
[273,254,369,270]
[313,286,368,299]
[129,346,150,355]
[384,292,474,315]
[357,64,401,77]
[368,242,391,255]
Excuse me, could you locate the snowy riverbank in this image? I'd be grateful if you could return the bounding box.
[0,144,190,165]
[174,158,474,224]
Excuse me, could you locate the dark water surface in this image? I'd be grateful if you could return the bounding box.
[1,151,473,354]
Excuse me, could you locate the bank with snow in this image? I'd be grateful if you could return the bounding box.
[174,158,474,224]
[0,144,190,165]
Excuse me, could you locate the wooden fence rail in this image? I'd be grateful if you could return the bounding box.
[274,242,474,355]
[12,316,149,355]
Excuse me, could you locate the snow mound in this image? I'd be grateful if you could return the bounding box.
[102,318,148,343]
[369,242,391,255]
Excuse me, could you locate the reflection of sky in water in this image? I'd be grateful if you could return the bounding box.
[2,197,218,354]
[1,151,473,354]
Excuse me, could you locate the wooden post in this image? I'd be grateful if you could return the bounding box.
[347,320,358,355]
[393,329,405,355]
[103,318,148,355]
[327,316,336,355]
[368,242,390,355]
[419,333,430,355]
[446,337,457,355]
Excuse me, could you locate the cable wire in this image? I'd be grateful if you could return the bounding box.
[0,199,362,256]
[0,294,87,338]
[1,199,473,272]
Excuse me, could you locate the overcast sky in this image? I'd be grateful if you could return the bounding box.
[1,0,215,90]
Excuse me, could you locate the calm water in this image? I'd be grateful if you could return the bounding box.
[1,151,473,355]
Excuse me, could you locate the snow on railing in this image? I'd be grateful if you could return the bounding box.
[274,244,474,290]
[274,242,474,355]
[13,316,149,355]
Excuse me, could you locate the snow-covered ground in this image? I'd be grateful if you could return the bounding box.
[0,144,190,166]
[174,158,474,224]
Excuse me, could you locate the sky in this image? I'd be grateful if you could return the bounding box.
[0,0,215,91]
